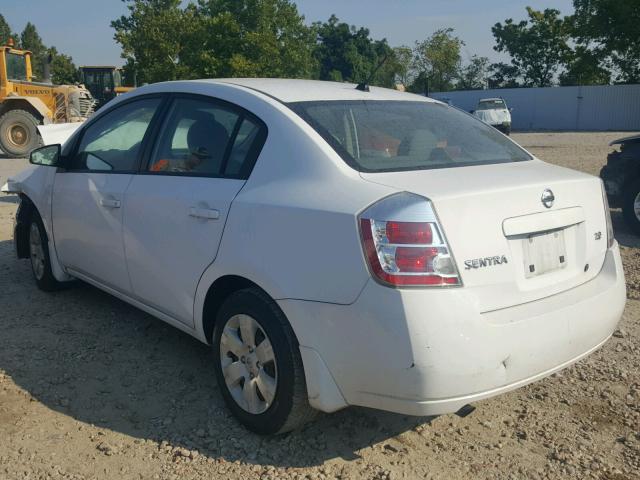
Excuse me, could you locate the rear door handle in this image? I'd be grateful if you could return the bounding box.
[189,207,220,220]
[99,198,121,208]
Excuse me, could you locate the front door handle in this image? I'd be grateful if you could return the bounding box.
[100,198,121,208]
[189,207,220,220]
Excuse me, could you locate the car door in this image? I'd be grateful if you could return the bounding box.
[123,95,267,326]
[52,96,164,292]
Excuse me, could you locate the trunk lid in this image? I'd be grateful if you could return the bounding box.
[360,159,609,312]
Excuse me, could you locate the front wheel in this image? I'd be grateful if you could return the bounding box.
[0,109,42,157]
[622,178,640,235]
[212,288,316,434]
[28,213,64,291]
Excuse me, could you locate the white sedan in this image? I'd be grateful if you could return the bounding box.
[5,79,626,434]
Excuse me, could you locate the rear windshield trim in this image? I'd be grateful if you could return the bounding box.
[287,100,532,173]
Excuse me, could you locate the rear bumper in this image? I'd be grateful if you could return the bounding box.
[280,243,625,416]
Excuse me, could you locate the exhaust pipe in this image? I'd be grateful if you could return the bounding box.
[42,52,53,84]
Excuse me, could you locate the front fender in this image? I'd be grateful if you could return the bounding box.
[2,166,71,282]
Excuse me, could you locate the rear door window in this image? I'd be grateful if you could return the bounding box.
[147,97,267,178]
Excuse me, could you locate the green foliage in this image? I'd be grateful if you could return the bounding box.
[559,46,611,86]
[2,19,80,86]
[409,28,463,93]
[112,0,316,84]
[194,0,316,78]
[47,47,79,85]
[313,15,394,87]
[457,55,490,90]
[392,46,413,87]
[0,14,18,46]
[20,22,47,79]
[112,0,189,84]
[571,0,640,83]
[488,62,521,89]
[492,8,571,87]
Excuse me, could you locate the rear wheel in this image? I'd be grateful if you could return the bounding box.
[622,178,640,235]
[212,288,316,434]
[0,109,42,157]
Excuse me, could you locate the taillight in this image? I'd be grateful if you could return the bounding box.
[600,180,614,248]
[359,192,461,287]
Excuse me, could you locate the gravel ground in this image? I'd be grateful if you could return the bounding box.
[0,132,638,480]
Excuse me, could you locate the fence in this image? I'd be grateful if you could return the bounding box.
[430,84,640,132]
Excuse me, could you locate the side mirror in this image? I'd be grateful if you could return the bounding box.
[30,144,61,167]
[509,107,514,112]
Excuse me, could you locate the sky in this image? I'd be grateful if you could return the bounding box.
[1,0,575,67]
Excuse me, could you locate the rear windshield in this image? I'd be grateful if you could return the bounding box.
[288,100,530,172]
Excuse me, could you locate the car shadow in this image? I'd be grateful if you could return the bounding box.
[0,239,430,468]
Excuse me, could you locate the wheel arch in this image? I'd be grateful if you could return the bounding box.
[0,98,50,124]
[14,190,73,283]
[14,193,36,258]
[200,275,277,344]
[198,273,348,414]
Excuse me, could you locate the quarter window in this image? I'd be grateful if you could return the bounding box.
[225,118,262,177]
[70,98,161,172]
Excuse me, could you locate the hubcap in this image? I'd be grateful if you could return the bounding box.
[634,192,640,222]
[219,314,277,414]
[9,124,28,147]
[29,222,45,280]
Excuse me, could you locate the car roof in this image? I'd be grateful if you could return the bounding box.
[180,78,437,104]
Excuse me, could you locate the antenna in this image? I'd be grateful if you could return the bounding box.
[356,54,389,92]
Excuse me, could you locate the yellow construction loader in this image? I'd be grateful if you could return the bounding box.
[80,66,134,110]
[0,39,94,157]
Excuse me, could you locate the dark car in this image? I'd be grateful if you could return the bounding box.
[600,134,640,234]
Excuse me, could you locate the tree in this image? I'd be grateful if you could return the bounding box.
[410,28,463,93]
[192,0,316,79]
[559,46,611,85]
[392,46,413,87]
[20,22,47,79]
[457,55,490,90]
[488,62,521,89]
[112,0,316,84]
[0,14,18,46]
[112,0,190,84]
[571,0,640,83]
[313,15,393,86]
[48,47,79,85]
[492,8,571,87]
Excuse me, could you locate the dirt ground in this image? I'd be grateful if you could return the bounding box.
[0,132,638,480]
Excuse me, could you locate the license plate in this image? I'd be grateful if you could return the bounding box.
[522,229,567,278]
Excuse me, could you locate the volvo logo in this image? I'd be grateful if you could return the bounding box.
[541,189,555,208]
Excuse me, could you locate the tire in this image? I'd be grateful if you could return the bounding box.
[28,212,64,291]
[622,177,640,235]
[212,288,316,435]
[0,109,43,158]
